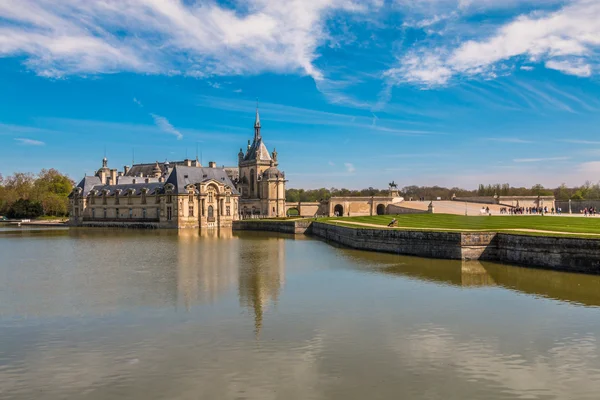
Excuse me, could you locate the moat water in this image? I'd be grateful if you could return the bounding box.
[2,227,600,399]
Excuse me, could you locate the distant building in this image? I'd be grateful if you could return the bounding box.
[69,108,286,227]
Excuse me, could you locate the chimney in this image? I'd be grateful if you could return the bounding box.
[159,176,165,183]
[118,171,123,177]
[124,165,130,175]
[145,178,150,183]
[185,159,192,167]
[209,161,216,168]
[100,170,107,184]
[110,169,117,185]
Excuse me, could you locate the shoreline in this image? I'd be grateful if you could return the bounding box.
[233,219,600,275]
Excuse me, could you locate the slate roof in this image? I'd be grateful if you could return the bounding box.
[126,160,198,177]
[165,165,239,195]
[243,138,272,162]
[75,176,102,196]
[262,166,285,179]
[87,182,165,196]
[117,176,160,185]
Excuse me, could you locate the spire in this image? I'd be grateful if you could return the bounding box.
[254,100,261,140]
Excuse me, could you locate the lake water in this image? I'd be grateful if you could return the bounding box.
[2,227,600,399]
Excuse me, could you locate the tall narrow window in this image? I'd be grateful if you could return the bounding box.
[142,208,147,219]
[167,206,172,221]
[141,191,147,204]
[226,206,231,216]
[189,193,194,203]
[208,191,214,203]
[226,194,231,203]
[128,193,133,205]
[103,208,107,218]
[91,208,95,218]
[189,203,194,217]
[115,208,120,219]
[90,194,95,205]
[167,194,172,204]
[129,208,133,218]
[103,193,107,205]
[208,205,214,219]
[115,193,120,205]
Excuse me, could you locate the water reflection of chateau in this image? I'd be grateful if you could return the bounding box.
[176,228,239,308]
[175,229,286,334]
[237,235,286,337]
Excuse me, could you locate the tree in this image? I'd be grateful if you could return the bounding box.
[7,199,44,219]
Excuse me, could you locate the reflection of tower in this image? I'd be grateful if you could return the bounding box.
[176,228,239,309]
[461,260,496,287]
[237,235,286,338]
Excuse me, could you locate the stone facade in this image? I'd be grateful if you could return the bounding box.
[237,108,287,218]
[69,158,240,229]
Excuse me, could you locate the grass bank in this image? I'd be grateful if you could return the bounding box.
[322,214,600,237]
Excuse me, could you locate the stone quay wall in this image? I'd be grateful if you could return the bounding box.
[310,222,600,273]
[492,234,600,274]
[233,219,313,234]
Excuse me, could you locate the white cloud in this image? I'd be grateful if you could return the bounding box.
[329,161,335,166]
[133,97,143,107]
[520,66,534,71]
[344,162,356,172]
[388,0,600,86]
[545,59,592,77]
[150,114,183,140]
[14,138,45,146]
[0,0,378,80]
[513,156,570,163]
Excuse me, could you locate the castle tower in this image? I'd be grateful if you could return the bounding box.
[237,108,287,217]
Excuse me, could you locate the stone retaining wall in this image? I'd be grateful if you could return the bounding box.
[493,234,600,274]
[310,222,600,273]
[233,219,313,234]
[77,221,161,229]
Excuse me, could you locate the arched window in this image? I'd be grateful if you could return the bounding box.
[208,190,214,203]
[250,169,255,196]
[208,205,214,218]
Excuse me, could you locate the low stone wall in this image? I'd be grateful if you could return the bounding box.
[310,222,600,273]
[492,234,600,274]
[386,204,429,215]
[233,219,313,234]
[311,222,497,260]
[76,221,162,229]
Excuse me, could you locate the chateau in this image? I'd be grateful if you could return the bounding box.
[69,109,287,228]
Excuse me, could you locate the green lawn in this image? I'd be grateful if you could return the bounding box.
[322,214,600,236]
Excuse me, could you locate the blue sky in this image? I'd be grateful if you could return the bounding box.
[1,0,600,189]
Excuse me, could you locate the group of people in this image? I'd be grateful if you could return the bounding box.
[583,207,597,216]
[494,206,563,215]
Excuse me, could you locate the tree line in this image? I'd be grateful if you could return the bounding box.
[286,182,600,203]
[0,169,74,219]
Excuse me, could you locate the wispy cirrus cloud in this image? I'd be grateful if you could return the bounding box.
[387,0,600,87]
[485,137,533,144]
[149,114,183,140]
[0,0,379,81]
[514,156,570,163]
[344,162,356,173]
[14,137,45,146]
